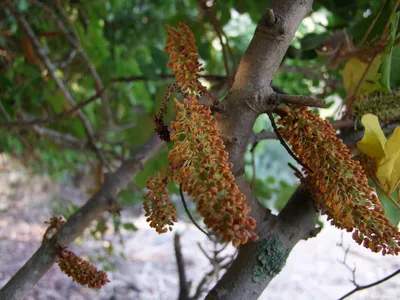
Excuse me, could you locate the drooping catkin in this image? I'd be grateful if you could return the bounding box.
[277,106,400,255]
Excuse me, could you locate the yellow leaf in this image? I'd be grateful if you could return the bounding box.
[356,114,386,159]
[342,56,382,96]
[376,127,400,195]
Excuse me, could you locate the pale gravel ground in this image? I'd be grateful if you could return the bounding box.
[0,156,399,300]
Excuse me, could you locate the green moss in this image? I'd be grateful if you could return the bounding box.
[252,236,290,283]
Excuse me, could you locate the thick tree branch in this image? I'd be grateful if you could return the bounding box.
[206,187,317,300]
[0,135,163,300]
[206,1,316,299]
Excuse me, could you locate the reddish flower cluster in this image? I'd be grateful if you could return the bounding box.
[165,22,211,102]
[277,106,400,255]
[143,169,178,233]
[42,216,66,242]
[169,98,258,246]
[145,22,257,246]
[57,249,110,289]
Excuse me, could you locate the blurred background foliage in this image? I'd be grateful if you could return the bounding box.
[1,0,400,228]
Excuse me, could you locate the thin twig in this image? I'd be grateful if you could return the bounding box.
[338,268,400,300]
[267,111,313,172]
[179,185,209,237]
[198,0,233,86]
[0,89,104,128]
[337,234,400,300]
[357,0,387,47]
[269,92,325,108]
[27,0,112,123]
[8,2,110,170]
[174,234,191,300]
[112,74,227,83]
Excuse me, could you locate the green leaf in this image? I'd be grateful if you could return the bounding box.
[122,223,138,231]
[137,55,159,81]
[377,188,400,226]
[390,44,400,87]
[135,146,169,189]
[300,33,328,51]
[0,76,12,89]
[119,189,140,206]
[151,46,168,72]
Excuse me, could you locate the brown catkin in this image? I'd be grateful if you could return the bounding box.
[277,106,400,255]
[57,249,110,288]
[144,23,257,246]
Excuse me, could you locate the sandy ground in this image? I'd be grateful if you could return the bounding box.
[0,156,399,300]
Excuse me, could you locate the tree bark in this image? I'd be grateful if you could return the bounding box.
[206,1,316,299]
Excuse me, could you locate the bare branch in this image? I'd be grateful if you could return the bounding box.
[338,268,400,300]
[111,74,227,83]
[174,234,191,300]
[198,0,233,86]
[0,135,163,300]
[337,236,400,300]
[0,89,104,128]
[6,2,109,169]
[249,130,277,144]
[268,92,325,109]
[31,125,86,150]
[27,0,112,122]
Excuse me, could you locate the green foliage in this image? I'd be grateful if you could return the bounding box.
[252,236,290,283]
[1,0,399,245]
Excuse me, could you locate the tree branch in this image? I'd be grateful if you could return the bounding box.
[0,89,104,128]
[111,74,227,83]
[205,1,316,299]
[0,135,163,300]
[338,268,400,300]
[268,92,325,108]
[6,2,109,169]
[174,234,191,300]
[27,0,112,123]
[206,186,317,300]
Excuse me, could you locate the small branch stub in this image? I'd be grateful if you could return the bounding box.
[267,93,325,110]
[265,9,276,26]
